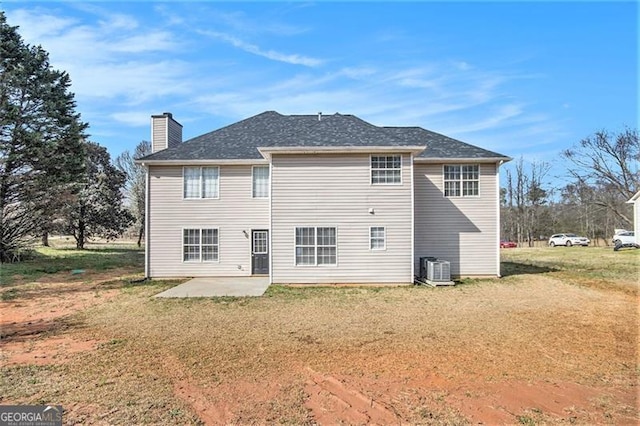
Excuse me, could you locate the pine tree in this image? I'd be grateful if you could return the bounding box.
[0,11,87,260]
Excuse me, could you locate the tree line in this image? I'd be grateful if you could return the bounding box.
[0,12,147,261]
[501,129,639,246]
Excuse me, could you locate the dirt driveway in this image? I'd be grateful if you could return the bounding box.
[1,260,638,424]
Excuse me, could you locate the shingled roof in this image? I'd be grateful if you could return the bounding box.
[139,111,509,161]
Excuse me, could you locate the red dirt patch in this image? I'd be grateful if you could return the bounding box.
[305,368,398,425]
[173,380,232,425]
[0,268,135,366]
[1,336,102,366]
[449,380,626,424]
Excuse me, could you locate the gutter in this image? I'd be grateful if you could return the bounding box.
[496,160,504,278]
[414,156,512,163]
[136,159,269,166]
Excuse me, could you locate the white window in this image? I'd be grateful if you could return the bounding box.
[444,164,479,197]
[183,166,219,199]
[370,226,386,250]
[295,227,337,266]
[371,155,401,184]
[252,166,269,198]
[183,228,218,262]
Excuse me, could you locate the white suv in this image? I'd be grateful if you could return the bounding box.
[612,231,638,248]
[548,233,590,247]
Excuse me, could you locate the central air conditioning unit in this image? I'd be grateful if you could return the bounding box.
[417,257,455,287]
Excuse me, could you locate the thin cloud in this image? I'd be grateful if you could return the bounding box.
[111,111,153,127]
[6,8,187,105]
[198,30,324,67]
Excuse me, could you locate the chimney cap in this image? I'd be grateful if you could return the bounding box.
[163,112,173,118]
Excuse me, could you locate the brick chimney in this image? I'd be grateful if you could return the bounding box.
[151,112,182,153]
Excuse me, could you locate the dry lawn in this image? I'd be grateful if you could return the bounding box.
[0,245,638,424]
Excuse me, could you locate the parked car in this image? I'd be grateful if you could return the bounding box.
[500,241,517,248]
[548,233,590,247]
[612,231,638,248]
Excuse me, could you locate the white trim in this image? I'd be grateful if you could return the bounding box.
[138,155,512,166]
[369,226,386,251]
[293,226,338,267]
[268,162,273,284]
[182,166,220,200]
[181,227,220,263]
[138,156,513,166]
[442,164,481,198]
[251,165,270,198]
[496,161,503,277]
[144,166,150,278]
[414,157,512,163]
[410,153,415,281]
[370,154,403,185]
[250,229,270,276]
[251,230,269,254]
[137,159,269,166]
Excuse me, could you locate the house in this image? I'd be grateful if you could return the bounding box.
[137,111,511,284]
[627,190,640,243]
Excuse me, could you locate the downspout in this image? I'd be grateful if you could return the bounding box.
[144,164,150,279]
[268,162,273,285]
[410,153,415,283]
[496,160,503,277]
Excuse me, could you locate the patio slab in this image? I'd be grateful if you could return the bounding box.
[154,276,270,298]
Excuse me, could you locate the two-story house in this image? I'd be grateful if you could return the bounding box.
[137,111,510,284]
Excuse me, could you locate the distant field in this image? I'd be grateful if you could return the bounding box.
[0,238,143,287]
[1,245,637,424]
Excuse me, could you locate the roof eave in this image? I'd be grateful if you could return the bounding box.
[414,156,512,163]
[135,158,268,166]
[627,190,640,203]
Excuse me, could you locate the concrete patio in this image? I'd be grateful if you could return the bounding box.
[154,276,270,298]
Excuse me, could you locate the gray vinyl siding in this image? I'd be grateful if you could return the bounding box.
[414,163,498,277]
[148,165,269,277]
[152,117,167,153]
[271,153,413,284]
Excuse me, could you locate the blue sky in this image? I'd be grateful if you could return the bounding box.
[3,1,638,186]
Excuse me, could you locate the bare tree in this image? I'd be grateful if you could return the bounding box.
[562,128,639,226]
[60,142,133,249]
[115,140,151,247]
[502,158,551,246]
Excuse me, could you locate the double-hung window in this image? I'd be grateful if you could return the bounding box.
[444,164,479,197]
[183,228,219,262]
[295,227,337,266]
[184,166,219,199]
[371,155,401,184]
[370,226,386,250]
[252,166,269,198]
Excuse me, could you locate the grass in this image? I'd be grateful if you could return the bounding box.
[501,246,639,294]
[0,240,143,287]
[1,245,638,424]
